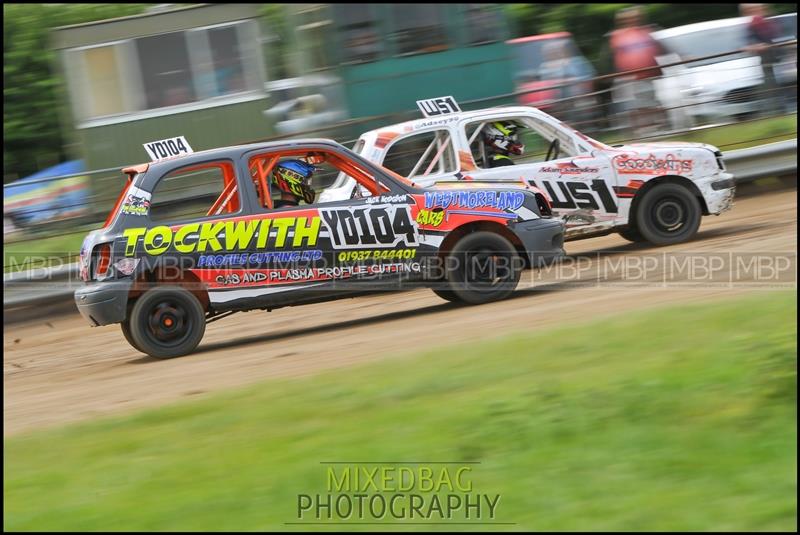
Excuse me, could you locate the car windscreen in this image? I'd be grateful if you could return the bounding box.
[770,13,797,40]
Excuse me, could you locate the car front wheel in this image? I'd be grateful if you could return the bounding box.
[618,226,644,243]
[443,231,523,305]
[128,286,206,359]
[635,183,702,245]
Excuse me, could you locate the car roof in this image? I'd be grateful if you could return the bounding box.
[652,16,749,39]
[140,138,346,173]
[358,106,549,138]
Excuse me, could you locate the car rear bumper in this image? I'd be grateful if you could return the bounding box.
[74,280,133,326]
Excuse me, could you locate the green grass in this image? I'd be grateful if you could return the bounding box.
[4,292,797,531]
[625,114,797,150]
[3,228,88,272]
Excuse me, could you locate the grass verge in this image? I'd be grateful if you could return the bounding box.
[602,113,797,150]
[4,291,797,532]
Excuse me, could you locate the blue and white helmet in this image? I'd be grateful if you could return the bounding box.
[272,159,317,204]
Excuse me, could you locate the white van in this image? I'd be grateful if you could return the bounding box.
[651,17,769,128]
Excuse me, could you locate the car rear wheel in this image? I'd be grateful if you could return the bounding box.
[444,231,522,305]
[121,316,145,354]
[128,286,206,359]
[635,183,702,245]
[431,287,465,304]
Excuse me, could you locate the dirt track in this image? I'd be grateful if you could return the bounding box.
[4,189,797,436]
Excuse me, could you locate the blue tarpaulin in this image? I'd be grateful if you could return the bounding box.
[4,160,89,225]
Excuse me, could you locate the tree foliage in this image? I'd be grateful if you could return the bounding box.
[4,3,796,181]
[3,3,149,181]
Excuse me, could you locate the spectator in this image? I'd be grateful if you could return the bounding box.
[539,40,586,123]
[740,3,782,114]
[609,5,665,135]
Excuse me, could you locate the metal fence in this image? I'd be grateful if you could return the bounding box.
[3,40,797,248]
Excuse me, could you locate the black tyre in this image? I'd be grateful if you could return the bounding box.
[635,183,702,245]
[444,231,523,305]
[121,316,145,354]
[128,286,206,359]
[618,226,644,243]
[431,287,465,304]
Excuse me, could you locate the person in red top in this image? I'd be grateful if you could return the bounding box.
[740,3,782,113]
[609,6,666,134]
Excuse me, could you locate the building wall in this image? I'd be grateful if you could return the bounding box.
[77,97,273,170]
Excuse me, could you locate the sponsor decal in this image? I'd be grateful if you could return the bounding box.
[539,163,600,175]
[365,194,408,204]
[319,205,418,249]
[423,190,525,211]
[375,131,401,149]
[416,208,445,227]
[613,154,693,175]
[446,209,518,220]
[528,179,618,213]
[416,96,461,117]
[197,250,324,267]
[269,263,421,283]
[143,136,193,162]
[413,116,460,130]
[337,249,417,262]
[198,263,422,288]
[113,257,140,275]
[215,272,268,286]
[122,216,321,256]
[612,179,645,198]
[119,186,151,216]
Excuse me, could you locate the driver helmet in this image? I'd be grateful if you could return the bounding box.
[272,159,317,204]
[483,121,524,156]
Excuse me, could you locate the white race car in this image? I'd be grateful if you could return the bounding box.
[320,103,736,245]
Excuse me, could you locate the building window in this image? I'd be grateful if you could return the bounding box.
[207,25,247,95]
[333,4,382,64]
[67,20,263,122]
[83,45,127,116]
[390,5,448,56]
[136,31,196,109]
[463,4,502,45]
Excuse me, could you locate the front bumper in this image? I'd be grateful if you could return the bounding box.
[512,218,566,267]
[74,279,133,326]
[701,171,736,215]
